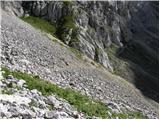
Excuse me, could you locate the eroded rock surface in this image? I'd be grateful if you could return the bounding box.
[0,75,86,119]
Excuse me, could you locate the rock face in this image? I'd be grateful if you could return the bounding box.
[0,1,24,17]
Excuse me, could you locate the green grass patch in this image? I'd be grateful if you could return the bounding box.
[69,47,83,59]
[94,47,101,61]
[1,88,13,95]
[29,99,38,107]
[56,13,79,45]
[1,67,147,119]
[62,15,77,30]
[63,0,73,6]
[107,43,119,58]
[112,111,147,119]
[2,67,109,118]
[106,43,131,79]
[48,104,55,111]
[21,16,56,36]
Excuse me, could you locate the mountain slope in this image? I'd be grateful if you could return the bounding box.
[0,9,159,118]
[1,1,158,102]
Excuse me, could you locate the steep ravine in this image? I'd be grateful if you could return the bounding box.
[0,1,159,119]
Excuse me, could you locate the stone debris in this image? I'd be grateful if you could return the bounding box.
[0,76,86,119]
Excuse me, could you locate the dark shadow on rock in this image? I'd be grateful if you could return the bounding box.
[117,1,159,102]
[117,45,159,102]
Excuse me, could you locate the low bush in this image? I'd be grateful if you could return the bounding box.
[21,16,56,36]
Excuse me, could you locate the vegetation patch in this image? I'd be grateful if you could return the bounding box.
[2,67,147,119]
[21,16,56,36]
[106,43,130,78]
[107,43,119,58]
[69,47,83,59]
[112,111,146,119]
[56,14,79,45]
[29,100,38,107]
[2,67,109,118]
[48,104,55,111]
[94,47,100,61]
[63,0,73,6]
[56,1,79,45]
[61,15,77,30]
[90,61,102,68]
[1,88,13,95]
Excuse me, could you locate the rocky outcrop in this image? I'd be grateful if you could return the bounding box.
[0,74,86,119]
[0,1,24,17]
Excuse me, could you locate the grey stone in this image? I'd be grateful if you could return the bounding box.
[107,102,121,113]
[1,1,24,17]
[45,111,69,119]
[46,96,60,108]
[31,89,39,95]
[57,111,69,119]
[0,81,6,88]
[21,113,32,119]
[72,111,80,119]
[17,79,26,88]
[44,111,58,119]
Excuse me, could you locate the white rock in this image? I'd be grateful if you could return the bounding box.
[38,100,46,109]
[45,68,51,74]
[0,81,6,87]
[0,70,3,80]
[107,111,112,116]
[32,107,46,117]
[44,111,57,119]
[19,59,30,65]
[46,96,60,108]
[17,79,26,88]
[19,109,35,119]
[44,111,69,119]
[0,103,9,116]
[0,95,31,105]
[57,111,69,119]
[107,102,121,113]
[31,89,39,95]
[72,111,80,118]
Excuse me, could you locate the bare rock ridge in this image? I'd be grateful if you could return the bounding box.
[0,1,159,119]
